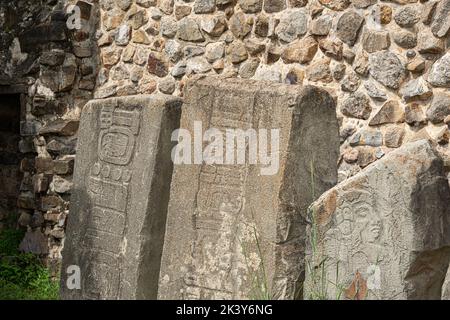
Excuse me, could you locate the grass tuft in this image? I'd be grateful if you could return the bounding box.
[0,227,59,300]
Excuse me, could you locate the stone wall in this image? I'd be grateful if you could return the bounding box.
[95,0,450,182]
[0,0,99,275]
[1,0,449,280]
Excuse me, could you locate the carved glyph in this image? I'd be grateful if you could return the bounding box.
[305,140,450,300]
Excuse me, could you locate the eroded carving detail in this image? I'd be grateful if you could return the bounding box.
[81,105,141,299]
[183,90,256,299]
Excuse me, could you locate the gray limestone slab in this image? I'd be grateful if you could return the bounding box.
[60,94,182,299]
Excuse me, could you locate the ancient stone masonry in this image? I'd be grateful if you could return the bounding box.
[0,0,99,274]
[0,0,449,300]
[305,140,450,300]
[158,76,339,299]
[93,0,450,187]
[60,95,182,299]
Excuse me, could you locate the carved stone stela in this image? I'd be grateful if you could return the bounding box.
[82,106,139,299]
[158,76,340,300]
[60,95,181,300]
[305,140,450,300]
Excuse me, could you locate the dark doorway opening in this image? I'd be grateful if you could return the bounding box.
[0,94,23,227]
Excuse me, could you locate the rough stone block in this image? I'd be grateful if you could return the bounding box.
[60,95,182,299]
[304,140,450,300]
[158,76,339,300]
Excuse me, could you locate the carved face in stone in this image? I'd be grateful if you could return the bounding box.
[334,188,383,247]
[354,201,382,244]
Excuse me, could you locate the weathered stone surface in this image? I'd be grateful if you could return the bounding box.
[116,0,132,11]
[132,30,150,44]
[254,65,282,82]
[184,45,205,58]
[285,67,304,85]
[240,0,263,13]
[175,5,192,20]
[39,120,79,136]
[318,0,350,11]
[353,0,376,8]
[354,50,369,76]
[311,15,332,36]
[305,140,450,300]
[20,230,48,255]
[405,103,427,126]
[392,29,417,49]
[332,63,346,80]
[336,11,364,46]
[428,52,450,87]
[40,50,66,66]
[50,175,73,194]
[115,25,131,46]
[161,16,177,38]
[417,29,445,54]
[17,191,36,210]
[254,14,269,37]
[343,148,359,164]
[281,36,318,64]
[343,48,356,63]
[369,100,404,125]
[165,40,183,62]
[407,57,425,73]
[205,42,225,63]
[186,56,212,74]
[369,51,406,90]
[244,39,266,56]
[201,15,228,37]
[289,0,308,7]
[194,0,216,13]
[436,126,449,145]
[60,95,182,300]
[341,92,372,119]
[378,5,392,24]
[384,125,405,148]
[129,10,149,30]
[306,58,332,83]
[147,52,169,77]
[349,129,383,147]
[341,71,360,92]
[263,0,286,13]
[427,93,450,124]
[171,61,187,77]
[177,18,205,42]
[160,0,174,15]
[431,0,450,38]
[158,77,176,94]
[229,41,248,64]
[158,76,339,300]
[443,267,450,299]
[54,156,75,175]
[399,77,433,102]
[239,58,260,78]
[216,0,232,5]
[362,30,390,53]
[319,38,343,60]
[276,9,308,43]
[364,81,387,101]
[40,54,77,93]
[230,12,253,39]
[394,6,420,27]
[422,1,438,25]
[266,45,282,64]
